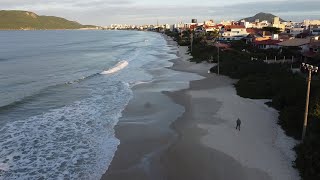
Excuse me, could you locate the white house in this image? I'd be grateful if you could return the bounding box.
[221,25,247,36]
[219,25,248,41]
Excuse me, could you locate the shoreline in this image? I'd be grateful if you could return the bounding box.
[101,34,204,180]
[161,38,274,180]
[102,34,300,180]
[163,36,299,180]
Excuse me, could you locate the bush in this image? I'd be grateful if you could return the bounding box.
[295,137,320,180]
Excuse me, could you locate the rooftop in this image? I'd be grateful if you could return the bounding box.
[278,37,312,46]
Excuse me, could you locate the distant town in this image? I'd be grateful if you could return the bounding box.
[106,13,320,60]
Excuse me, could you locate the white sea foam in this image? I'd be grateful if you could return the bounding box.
[101,60,128,75]
[0,82,132,180]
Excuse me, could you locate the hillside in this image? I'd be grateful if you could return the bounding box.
[0,10,98,30]
[240,12,286,23]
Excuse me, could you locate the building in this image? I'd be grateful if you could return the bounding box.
[304,20,320,26]
[302,40,320,63]
[220,25,247,37]
[219,25,248,41]
[220,20,233,26]
[203,24,222,32]
[309,25,320,35]
[286,28,305,36]
[164,24,170,30]
[192,19,197,23]
[253,39,281,49]
[204,20,215,26]
[245,29,274,43]
[272,17,285,31]
[277,37,319,53]
[240,19,270,29]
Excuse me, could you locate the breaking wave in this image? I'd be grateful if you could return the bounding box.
[0,82,132,180]
[100,60,128,75]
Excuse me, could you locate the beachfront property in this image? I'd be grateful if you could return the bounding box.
[107,14,320,51]
[218,25,248,41]
[163,15,320,53]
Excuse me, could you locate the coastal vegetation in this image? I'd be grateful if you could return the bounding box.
[165,30,320,180]
[0,10,99,30]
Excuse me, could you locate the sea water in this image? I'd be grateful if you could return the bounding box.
[0,30,176,179]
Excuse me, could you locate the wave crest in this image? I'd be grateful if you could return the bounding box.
[101,60,128,75]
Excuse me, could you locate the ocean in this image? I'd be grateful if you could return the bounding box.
[0,30,177,179]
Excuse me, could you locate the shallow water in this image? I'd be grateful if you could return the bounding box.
[0,30,177,179]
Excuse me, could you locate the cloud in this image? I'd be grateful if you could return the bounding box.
[1,0,133,10]
[1,0,319,25]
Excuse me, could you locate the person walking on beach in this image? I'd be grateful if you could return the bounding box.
[236,118,241,131]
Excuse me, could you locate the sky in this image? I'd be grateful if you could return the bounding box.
[1,0,320,26]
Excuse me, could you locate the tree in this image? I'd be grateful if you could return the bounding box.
[281,46,302,58]
[205,30,219,40]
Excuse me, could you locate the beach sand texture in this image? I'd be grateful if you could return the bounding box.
[102,35,300,180]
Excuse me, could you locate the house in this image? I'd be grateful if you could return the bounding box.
[253,39,281,49]
[219,35,247,41]
[278,33,294,41]
[204,25,220,32]
[221,25,247,36]
[309,41,320,53]
[240,20,270,29]
[286,28,305,36]
[302,41,320,60]
[277,37,318,53]
[245,29,274,43]
[218,25,248,41]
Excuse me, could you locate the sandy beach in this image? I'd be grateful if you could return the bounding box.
[102,35,300,180]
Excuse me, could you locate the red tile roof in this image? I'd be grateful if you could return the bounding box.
[189,24,197,29]
[204,25,219,29]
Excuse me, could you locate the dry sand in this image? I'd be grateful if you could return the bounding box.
[102,35,300,180]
